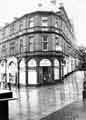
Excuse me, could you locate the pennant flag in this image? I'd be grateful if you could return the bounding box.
[50,0,56,5]
[38,3,43,7]
[38,0,43,7]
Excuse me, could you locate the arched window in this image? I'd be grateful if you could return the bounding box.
[20,59,25,69]
[54,59,59,80]
[28,59,37,67]
[54,59,59,67]
[19,58,26,85]
[28,59,37,84]
[40,59,51,66]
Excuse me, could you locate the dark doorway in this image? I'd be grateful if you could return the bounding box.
[43,67,48,81]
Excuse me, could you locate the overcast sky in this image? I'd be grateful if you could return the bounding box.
[0,0,85,46]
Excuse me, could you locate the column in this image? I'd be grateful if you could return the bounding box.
[25,58,28,86]
[16,57,20,88]
[59,60,62,82]
[51,59,54,82]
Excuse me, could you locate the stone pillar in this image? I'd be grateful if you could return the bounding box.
[61,62,64,80]
[59,60,62,82]
[25,59,28,86]
[51,59,54,82]
[5,59,7,85]
[17,61,20,88]
[37,59,40,86]
[16,57,20,88]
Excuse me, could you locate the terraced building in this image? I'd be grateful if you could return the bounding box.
[0,5,79,86]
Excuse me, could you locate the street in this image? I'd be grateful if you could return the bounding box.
[8,71,84,120]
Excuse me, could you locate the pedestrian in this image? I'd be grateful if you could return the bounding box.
[7,73,12,90]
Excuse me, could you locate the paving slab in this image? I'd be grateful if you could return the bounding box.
[41,100,86,120]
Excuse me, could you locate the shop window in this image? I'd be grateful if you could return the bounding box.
[54,59,59,67]
[40,59,51,66]
[19,59,26,85]
[28,59,37,67]
[54,59,59,80]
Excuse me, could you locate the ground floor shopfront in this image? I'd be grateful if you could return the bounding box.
[0,55,79,86]
[0,56,64,86]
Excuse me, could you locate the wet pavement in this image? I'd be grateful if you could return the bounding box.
[3,71,84,120]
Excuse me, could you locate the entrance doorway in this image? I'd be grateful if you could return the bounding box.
[43,67,48,81]
[40,59,52,84]
[42,67,52,83]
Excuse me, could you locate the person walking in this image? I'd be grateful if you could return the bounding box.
[7,73,11,90]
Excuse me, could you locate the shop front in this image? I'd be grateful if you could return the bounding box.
[39,59,52,84]
[28,59,37,85]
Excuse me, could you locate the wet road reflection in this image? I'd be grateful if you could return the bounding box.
[9,71,84,120]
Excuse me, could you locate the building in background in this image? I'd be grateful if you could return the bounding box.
[0,4,79,86]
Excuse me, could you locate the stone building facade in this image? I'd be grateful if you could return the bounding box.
[0,5,79,86]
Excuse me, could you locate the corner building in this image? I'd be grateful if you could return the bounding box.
[0,5,79,86]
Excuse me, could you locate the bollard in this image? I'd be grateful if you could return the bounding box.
[0,90,17,120]
[83,81,86,100]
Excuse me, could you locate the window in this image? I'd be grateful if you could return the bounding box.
[20,39,23,53]
[55,36,62,51]
[42,35,48,51]
[10,24,15,34]
[29,36,34,51]
[55,17,61,28]
[2,30,5,38]
[10,42,15,55]
[19,21,23,31]
[41,16,48,26]
[55,36,59,45]
[2,45,6,55]
[29,17,34,27]
[55,18,58,28]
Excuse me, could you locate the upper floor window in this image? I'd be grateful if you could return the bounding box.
[62,21,66,32]
[2,30,5,38]
[20,39,23,53]
[55,18,58,28]
[19,21,23,31]
[55,36,62,51]
[41,16,48,26]
[29,36,34,51]
[10,24,15,34]
[29,17,34,27]
[1,44,6,55]
[55,17,61,28]
[55,36,59,45]
[42,35,48,51]
[10,42,15,55]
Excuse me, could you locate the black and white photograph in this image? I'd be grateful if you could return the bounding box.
[0,0,86,119]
